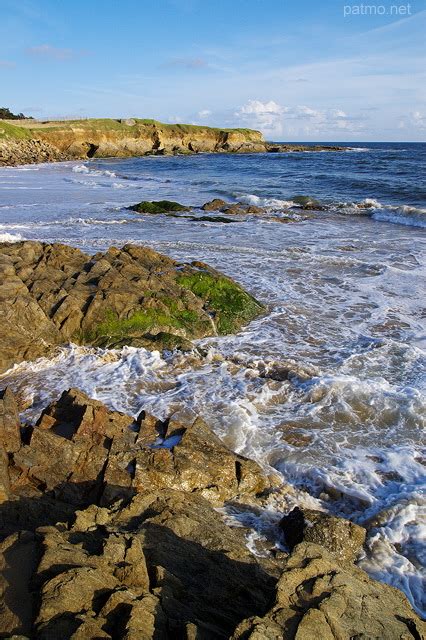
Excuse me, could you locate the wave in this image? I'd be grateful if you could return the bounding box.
[0,232,23,242]
[72,164,117,178]
[236,193,297,209]
[333,198,426,228]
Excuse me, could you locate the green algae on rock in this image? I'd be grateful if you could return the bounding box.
[177,267,263,334]
[0,241,264,372]
[129,200,190,214]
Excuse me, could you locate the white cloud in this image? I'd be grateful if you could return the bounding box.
[234,100,365,137]
[411,111,426,129]
[234,100,286,135]
[198,109,212,119]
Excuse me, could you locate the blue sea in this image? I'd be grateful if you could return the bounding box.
[0,142,425,615]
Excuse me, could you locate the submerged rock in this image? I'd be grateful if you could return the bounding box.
[0,241,264,372]
[129,200,190,214]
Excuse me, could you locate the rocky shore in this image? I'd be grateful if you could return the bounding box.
[0,241,263,373]
[0,386,424,638]
[0,240,424,638]
[0,118,345,166]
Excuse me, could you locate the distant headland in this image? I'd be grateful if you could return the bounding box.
[0,114,344,166]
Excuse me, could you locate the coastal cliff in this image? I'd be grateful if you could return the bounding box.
[0,118,344,166]
[0,118,266,166]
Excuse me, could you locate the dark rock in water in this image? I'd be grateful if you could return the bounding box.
[279,506,366,563]
[0,241,264,372]
[232,542,425,640]
[129,200,190,214]
[201,198,228,211]
[292,195,324,210]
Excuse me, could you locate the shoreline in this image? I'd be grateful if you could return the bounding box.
[0,117,345,167]
[0,239,425,636]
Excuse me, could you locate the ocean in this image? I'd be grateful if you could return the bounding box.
[0,142,425,616]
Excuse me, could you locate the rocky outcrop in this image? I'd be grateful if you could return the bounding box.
[232,542,425,639]
[266,143,345,153]
[0,388,424,638]
[0,241,264,373]
[280,506,366,563]
[0,138,66,166]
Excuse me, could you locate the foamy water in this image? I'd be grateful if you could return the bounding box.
[0,144,425,615]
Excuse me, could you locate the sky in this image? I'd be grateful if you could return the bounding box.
[1,0,425,141]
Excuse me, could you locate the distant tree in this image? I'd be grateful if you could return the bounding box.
[0,107,33,120]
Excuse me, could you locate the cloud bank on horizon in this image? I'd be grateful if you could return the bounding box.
[1,0,425,141]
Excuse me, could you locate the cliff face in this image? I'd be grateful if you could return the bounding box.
[0,118,266,165]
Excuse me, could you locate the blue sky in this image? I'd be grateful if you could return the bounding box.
[1,0,425,141]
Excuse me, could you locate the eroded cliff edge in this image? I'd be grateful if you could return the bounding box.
[0,118,345,166]
[0,118,266,166]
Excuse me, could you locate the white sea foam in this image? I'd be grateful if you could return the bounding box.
[237,193,297,209]
[332,198,426,228]
[72,164,117,178]
[0,232,23,242]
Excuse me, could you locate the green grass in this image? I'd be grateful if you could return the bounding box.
[0,121,31,140]
[26,118,262,139]
[177,271,263,334]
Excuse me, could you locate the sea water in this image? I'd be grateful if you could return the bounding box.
[0,142,425,615]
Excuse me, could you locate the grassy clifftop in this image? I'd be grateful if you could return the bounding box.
[0,117,266,161]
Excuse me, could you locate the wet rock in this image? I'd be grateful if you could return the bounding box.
[232,542,425,640]
[0,241,264,372]
[0,388,424,639]
[11,388,272,508]
[292,195,324,210]
[279,506,366,563]
[201,198,228,211]
[132,412,272,505]
[129,200,190,214]
[0,388,21,454]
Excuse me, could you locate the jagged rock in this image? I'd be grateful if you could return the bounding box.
[201,198,228,211]
[232,542,426,640]
[132,411,272,505]
[279,506,366,563]
[0,388,424,639]
[0,138,66,167]
[0,388,21,454]
[10,388,272,508]
[29,489,279,638]
[0,241,264,372]
[0,531,38,637]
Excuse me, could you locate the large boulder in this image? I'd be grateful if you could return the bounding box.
[279,506,366,563]
[0,241,264,372]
